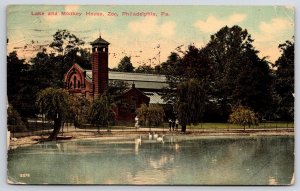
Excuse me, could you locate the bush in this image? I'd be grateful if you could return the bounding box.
[228,105,258,130]
[7,105,27,132]
[137,104,164,127]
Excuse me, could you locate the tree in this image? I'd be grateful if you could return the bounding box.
[137,104,164,127]
[50,29,84,55]
[274,40,294,121]
[7,104,27,132]
[176,79,207,132]
[228,105,258,131]
[116,56,135,72]
[7,51,32,116]
[67,96,90,127]
[89,95,113,131]
[202,25,272,118]
[36,88,69,140]
[107,80,129,103]
[135,64,155,73]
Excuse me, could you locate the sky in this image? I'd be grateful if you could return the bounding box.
[7,5,294,68]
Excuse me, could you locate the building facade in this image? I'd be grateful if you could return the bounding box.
[64,36,168,121]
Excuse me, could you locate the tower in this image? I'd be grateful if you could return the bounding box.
[90,35,110,97]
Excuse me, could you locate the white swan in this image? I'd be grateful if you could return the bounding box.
[149,132,153,140]
[135,135,142,145]
[157,135,164,143]
[153,132,158,139]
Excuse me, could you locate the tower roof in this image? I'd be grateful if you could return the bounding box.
[90,36,110,46]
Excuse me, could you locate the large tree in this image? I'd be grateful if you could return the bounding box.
[36,88,69,140]
[89,95,113,131]
[274,40,294,120]
[162,45,212,127]
[116,56,135,72]
[7,51,35,116]
[202,25,272,118]
[176,79,207,132]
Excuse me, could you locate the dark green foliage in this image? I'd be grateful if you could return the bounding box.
[67,96,91,127]
[135,64,155,73]
[274,40,294,120]
[7,30,89,118]
[116,56,135,72]
[7,104,27,132]
[137,104,164,127]
[107,80,129,103]
[89,95,114,130]
[202,25,272,118]
[36,88,69,140]
[176,79,207,132]
[7,51,35,116]
[50,29,84,55]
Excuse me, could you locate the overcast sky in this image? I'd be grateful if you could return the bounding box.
[7,5,294,68]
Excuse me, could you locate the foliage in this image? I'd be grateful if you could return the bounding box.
[201,25,272,118]
[107,80,129,103]
[7,51,35,116]
[67,96,91,127]
[36,87,69,140]
[228,105,258,130]
[7,104,27,132]
[116,56,135,72]
[176,79,207,132]
[7,30,89,118]
[274,40,294,121]
[137,104,164,127]
[89,95,115,130]
[50,29,84,55]
[135,64,155,73]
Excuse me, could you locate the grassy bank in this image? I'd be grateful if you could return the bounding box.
[153,122,294,130]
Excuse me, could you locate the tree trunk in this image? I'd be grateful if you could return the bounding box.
[48,114,62,140]
[181,122,186,133]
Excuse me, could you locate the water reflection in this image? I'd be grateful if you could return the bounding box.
[7,136,294,185]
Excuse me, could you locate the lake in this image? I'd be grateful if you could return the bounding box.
[7,135,294,185]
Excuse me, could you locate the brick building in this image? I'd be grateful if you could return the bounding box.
[64,36,168,121]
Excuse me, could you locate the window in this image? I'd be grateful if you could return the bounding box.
[74,76,77,89]
[131,97,137,113]
[78,80,81,88]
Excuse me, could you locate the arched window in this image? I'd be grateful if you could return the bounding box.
[74,76,77,89]
[78,80,81,89]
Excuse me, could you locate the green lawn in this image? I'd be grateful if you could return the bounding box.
[161,122,294,129]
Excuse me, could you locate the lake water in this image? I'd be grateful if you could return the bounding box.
[7,135,294,185]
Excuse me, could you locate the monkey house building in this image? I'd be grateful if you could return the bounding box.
[64,36,168,122]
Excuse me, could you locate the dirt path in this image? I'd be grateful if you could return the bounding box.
[8,127,294,148]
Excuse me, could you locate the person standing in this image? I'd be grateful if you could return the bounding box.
[135,116,140,129]
[175,119,179,131]
[168,119,172,131]
[172,119,175,131]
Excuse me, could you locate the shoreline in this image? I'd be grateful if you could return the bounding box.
[8,128,294,148]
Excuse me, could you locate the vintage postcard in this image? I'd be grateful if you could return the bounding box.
[7,5,294,185]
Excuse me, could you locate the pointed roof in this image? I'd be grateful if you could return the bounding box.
[90,35,110,46]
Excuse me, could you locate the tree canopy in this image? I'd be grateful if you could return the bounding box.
[36,87,69,140]
[115,56,135,72]
[229,105,258,130]
[274,40,294,120]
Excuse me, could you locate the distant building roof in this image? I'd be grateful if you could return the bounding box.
[90,36,110,45]
[144,92,166,104]
[85,70,168,90]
